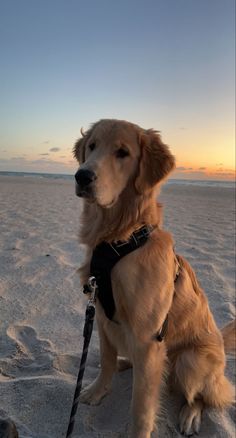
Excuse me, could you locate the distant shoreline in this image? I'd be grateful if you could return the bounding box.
[0,170,234,189]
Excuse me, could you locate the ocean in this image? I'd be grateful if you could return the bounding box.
[0,171,235,189]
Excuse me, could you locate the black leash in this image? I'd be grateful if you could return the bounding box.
[66,277,97,438]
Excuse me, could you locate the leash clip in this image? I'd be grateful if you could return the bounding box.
[88,276,97,304]
[83,276,97,306]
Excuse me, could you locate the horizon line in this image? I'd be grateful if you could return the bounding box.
[0,170,235,184]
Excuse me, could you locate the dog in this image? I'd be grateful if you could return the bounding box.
[73,119,235,437]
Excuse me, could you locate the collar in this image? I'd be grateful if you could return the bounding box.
[108,224,155,257]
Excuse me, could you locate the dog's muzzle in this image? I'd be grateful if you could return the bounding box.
[75,169,97,197]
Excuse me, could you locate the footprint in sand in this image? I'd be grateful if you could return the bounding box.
[0,325,80,379]
[0,325,55,378]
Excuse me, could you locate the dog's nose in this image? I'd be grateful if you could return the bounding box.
[75,169,97,188]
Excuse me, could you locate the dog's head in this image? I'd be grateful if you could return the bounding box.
[73,119,175,208]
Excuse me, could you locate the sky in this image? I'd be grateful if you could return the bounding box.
[0,0,235,180]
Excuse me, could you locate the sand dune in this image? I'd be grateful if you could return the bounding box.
[0,176,235,437]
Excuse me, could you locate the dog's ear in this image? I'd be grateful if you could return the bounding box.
[73,129,87,164]
[135,130,175,193]
[73,124,97,164]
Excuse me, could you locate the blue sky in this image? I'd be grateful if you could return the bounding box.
[0,0,235,179]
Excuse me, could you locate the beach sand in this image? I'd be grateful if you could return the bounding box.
[0,176,235,437]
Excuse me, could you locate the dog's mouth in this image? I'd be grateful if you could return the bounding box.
[75,182,117,208]
[75,182,95,200]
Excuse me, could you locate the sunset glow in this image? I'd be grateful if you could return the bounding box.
[0,1,235,181]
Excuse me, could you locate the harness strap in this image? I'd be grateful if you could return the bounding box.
[86,227,181,342]
[109,224,155,255]
[90,225,155,320]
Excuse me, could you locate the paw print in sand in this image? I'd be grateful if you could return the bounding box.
[0,324,80,379]
[0,325,55,378]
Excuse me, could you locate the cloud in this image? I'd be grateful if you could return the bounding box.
[0,156,76,173]
[10,156,27,161]
[221,173,235,177]
[178,170,206,176]
[173,166,235,181]
[214,171,235,177]
[173,170,207,180]
[0,157,27,165]
[43,141,50,144]
[216,168,235,173]
[176,166,194,171]
[39,153,49,156]
[30,159,66,166]
[49,147,60,152]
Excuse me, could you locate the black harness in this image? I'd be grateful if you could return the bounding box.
[83,224,173,342]
[89,225,154,320]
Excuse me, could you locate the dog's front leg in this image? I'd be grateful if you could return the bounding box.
[131,341,166,438]
[80,314,117,405]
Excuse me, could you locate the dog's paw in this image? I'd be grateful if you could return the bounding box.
[79,379,110,405]
[179,401,202,436]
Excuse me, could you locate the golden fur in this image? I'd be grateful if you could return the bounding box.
[74,119,235,438]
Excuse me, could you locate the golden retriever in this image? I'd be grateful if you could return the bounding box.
[73,119,235,438]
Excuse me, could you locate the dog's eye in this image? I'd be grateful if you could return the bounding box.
[89,143,96,151]
[115,148,129,159]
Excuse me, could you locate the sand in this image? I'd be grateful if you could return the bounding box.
[0,176,235,437]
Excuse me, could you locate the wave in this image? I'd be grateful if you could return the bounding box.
[167,178,235,189]
[0,171,235,189]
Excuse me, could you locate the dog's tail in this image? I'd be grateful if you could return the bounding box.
[221,319,236,354]
[176,254,236,355]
